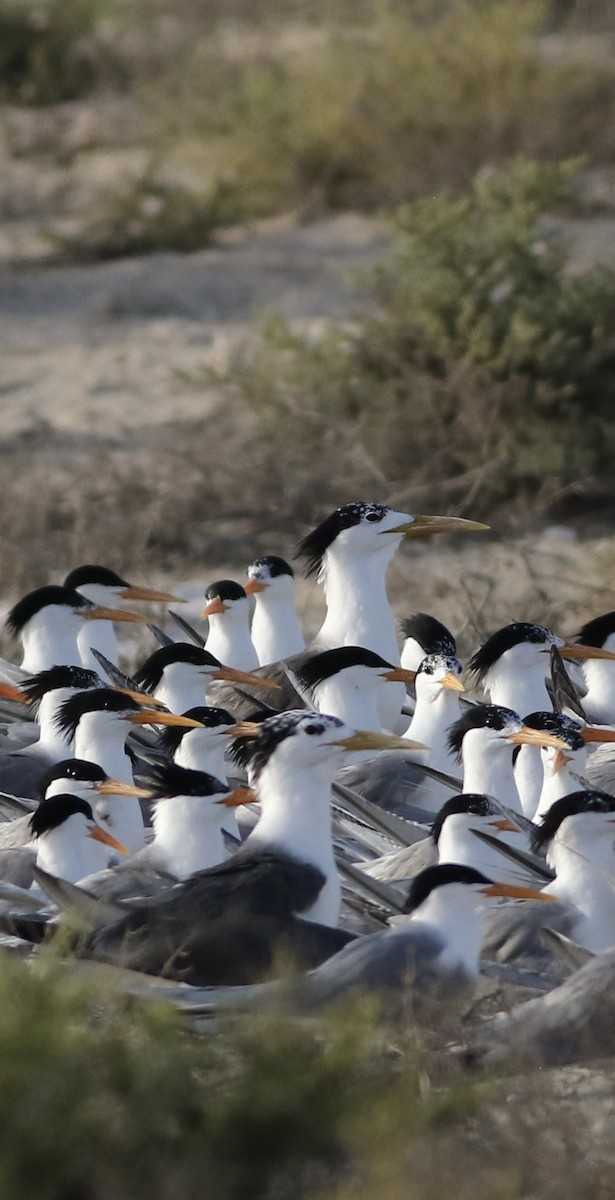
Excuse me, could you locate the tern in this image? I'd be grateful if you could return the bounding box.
[6,585,151,676]
[63,564,181,675]
[245,555,305,665]
[201,581,259,671]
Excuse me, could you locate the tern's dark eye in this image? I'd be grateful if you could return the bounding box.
[365,511,383,523]
[304,721,326,736]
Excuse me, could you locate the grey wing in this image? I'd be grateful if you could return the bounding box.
[363,837,436,882]
[475,948,615,1066]
[481,899,577,972]
[208,653,309,718]
[297,925,471,1011]
[78,850,177,903]
[0,845,36,888]
[0,813,35,849]
[336,753,459,821]
[0,750,51,801]
[583,744,615,797]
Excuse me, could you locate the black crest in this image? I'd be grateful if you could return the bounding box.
[142,760,229,800]
[64,565,129,591]
[55,688,139,741]
[6,586,92,637]
[531,790,615,853]
[295,646,394,692]
[296,503,390,578]
[403,864,492,913]
[523,711,584,751]
[204,580,247,604]
[158,706,234,755]
[134,644,221,693]
[38,758,107,799]
[431,793,499,844]
[30,793,95,839]
[20,666,101,713]
[575,611,615,650]
[447,704,521,760]
[400,613,456,658]
[469,622,553,686]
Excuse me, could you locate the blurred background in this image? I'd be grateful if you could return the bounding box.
[2,0,615,598]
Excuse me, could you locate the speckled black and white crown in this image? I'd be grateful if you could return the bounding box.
[229,710,344,779]
[248,556,294,580]
[296,503,390,578]
[447,703,521,760]
[523,711,584,751]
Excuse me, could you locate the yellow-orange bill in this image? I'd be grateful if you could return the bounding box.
[217,785,258,808]
[488,818,520,833]
[561,641,615,662]
[111,686,167,708]
[383,515,489,538]
[582,727,615,743]
[119,585,183,603]
[95,780,152,798]
[87,825,129,855]
[244,578,267,595]
[0,681,28,703]
[507,727,569,750]
[440,672,465,692]
[127,710,204,728]
[79,605,150,624]
[333,731,429,752]
[201,598,228,617]
[382,667,417,684]
[212,666,279,690]
[480,882,557,901]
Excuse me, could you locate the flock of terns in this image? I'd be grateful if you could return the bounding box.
[1,501,615,1062]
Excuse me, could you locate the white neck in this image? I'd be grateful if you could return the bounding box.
[36,820,109,883]
[313,676,383,737]
[315,547,399,662]
[410,886,482,976]
[73,713,144,851]
[154,665,206,713]
[251,588,305,666]
[404,688,461,774]
[151,797,226,878]
[533,747,588,822]
[485,662,552,717]
[248,755,340,926]
[77,621,119,674]
[34,688,77,758]
[21,617,81,674]
[581,659,615,725]
[173,735,238,838]
[546,836,615,953]
[438,816,526,887]
[513,745,544,820]
[205,619,258,671]
[462,732,521,811]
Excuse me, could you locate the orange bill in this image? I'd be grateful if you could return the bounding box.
[201,597,228,617]
[79,606,150,624]
[95,779,153,798]
[211,666,278,690]
[118,585,183,603]
[244,578,267,595]
[126,710,205,728]
[480,882,557,901]
[381,667,417,684]
[487,818,520,832]
[217,785,258,808]
[506,727,569,750]
[383,515,489,537]
[87,825,129,855]
[440,672,465,692]
[0,681,28,703]
[561,641,615,662]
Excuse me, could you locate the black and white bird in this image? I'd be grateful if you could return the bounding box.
[63,564,181,676]
[133,643,274,714]
[244,555,305,666]
[399,613,457,674]
[6,585,150,677]
[0,793,128,890]
[202,581,258,671]
[10,712,416,985]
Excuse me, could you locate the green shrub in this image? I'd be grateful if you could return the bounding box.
[0,0,109,104]
[221,159,615,520]
[145,0,615,216]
